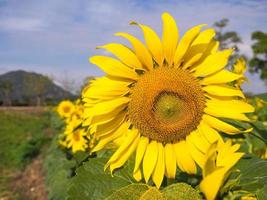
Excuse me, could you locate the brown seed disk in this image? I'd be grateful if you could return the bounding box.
[128,66,206,143]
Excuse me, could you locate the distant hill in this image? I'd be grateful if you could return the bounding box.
[0,70,75,106]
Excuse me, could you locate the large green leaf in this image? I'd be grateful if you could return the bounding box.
[67,157,135,200]
[226,156,267,200]
[238,158,267,199]
[105,182,200,200]
[161,183,201,200]
[105,184,150,200]
[139,187,163,200]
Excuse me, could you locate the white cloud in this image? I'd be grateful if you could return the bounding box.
[0,17,46,31]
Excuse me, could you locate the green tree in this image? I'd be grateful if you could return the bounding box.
[24,74,51,106]
[249,31,267,81]
[0,80,13,106]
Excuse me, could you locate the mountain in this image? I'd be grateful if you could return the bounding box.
[0,70,75,106]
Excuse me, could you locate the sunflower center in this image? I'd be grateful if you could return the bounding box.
[73,132,80,141]
[63,106,71,113]
[154,92,183,122]
[128,67,205,143]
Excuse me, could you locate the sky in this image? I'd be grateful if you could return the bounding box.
[0,0,266,94]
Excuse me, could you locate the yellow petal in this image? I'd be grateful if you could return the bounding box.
[216,141,243,168]
[90,97,129,119]
[173,141,197,174]
[202,141,218,177]
[97,43,142,69]
[131,22,163,66]
[152,143,165,188]
[83,77,131,100]
[202,114,251,135]
[133,168,142,181]
[90,56,139,80]
[143,141,158,183]
[115,32,153,70]
[192,29,216,46]
[164,144,176,179]
[205,109,249,121]
[89,108,126,127]
[162,12,179,65]
[194,40,219,66]
[183,29,216,69]
[203,85,245,98]
[200,168,228,200]
[95,111,126,137]
[217,152,244,169]
[109,133,140,174]
[106,128,139,165]
[200,140,244,200]
[201,70,242,85]
[92,122,130,152]
[198,122,222,144]
[187,129,210,154]
[134,136,149,173]
[186,137,205,168]
[193,49,233,77]
[174,24,205,67]
[205,99,254,121]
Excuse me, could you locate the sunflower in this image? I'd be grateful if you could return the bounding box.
[233,57,248,87]
[58,99,96,153]
[65,128,88,153]
[200,140,244,200]
[57,100,75,118]
[82,12,254,188]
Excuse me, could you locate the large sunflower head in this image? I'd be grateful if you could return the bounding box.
[82,12,254,188]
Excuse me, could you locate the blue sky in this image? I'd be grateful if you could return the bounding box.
[0,0,266,93]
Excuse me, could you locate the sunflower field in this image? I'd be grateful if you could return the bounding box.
[1,11,267,200]
[41,13,267,200]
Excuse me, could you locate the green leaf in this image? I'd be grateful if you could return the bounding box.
[67,157,135,200]
[139,187,163,200]
[250,120,267,142]
[229,156,267,200]
[72,151,90,165]
[257,185,267,200]
[105,182,200,200]
[105,184,150,200]
[239,159,267,194]
[161,183,201,200]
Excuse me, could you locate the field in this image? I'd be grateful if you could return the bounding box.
[0,95,267,200]
[0,108,56,199]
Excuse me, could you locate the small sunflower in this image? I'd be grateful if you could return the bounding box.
[65,129,88,153]
[57,100,75,118]
[200,140,244,200]
[233,57,248,87]
[82,12,254,188]
[58,99,96,153]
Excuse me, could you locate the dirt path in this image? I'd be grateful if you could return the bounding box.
[0,106,46,113]
[11,156,48,200]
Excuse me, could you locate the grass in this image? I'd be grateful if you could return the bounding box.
[0,110,51,169]
[256,92,267,101]
[0,109,56,199]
